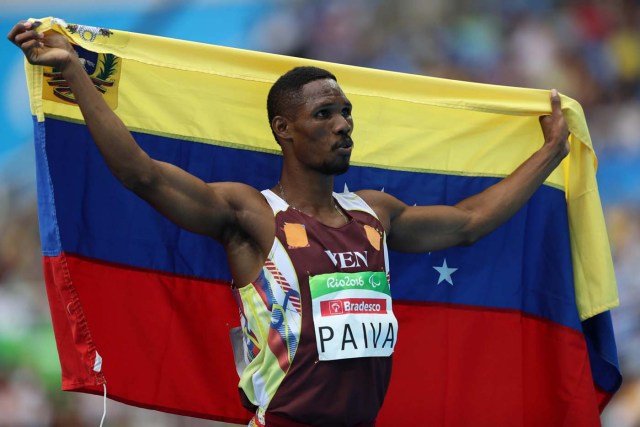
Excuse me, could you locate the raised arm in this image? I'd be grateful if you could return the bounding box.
[361,89,569,253]
[8,21,271,244]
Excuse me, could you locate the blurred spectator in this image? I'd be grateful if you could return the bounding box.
[0,368,52,426]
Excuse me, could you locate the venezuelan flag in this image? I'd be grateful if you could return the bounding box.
[26,17,620,426]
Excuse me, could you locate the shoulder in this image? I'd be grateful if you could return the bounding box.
[207,181,271,211]
[206,182,275,285]
[205,181,274,242]
[355,190,407,233]
[355,189,407,211]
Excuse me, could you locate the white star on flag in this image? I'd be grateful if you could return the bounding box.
[433,258,458,285]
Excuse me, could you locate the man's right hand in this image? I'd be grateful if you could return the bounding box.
[7,20,77,71]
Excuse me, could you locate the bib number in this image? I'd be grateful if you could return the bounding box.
[309,271,398,361]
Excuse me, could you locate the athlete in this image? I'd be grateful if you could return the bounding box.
[9,20,569,427]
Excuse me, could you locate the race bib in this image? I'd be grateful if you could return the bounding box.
[309,271,398,361]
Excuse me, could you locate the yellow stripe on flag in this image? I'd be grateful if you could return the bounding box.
[26,16,617,320]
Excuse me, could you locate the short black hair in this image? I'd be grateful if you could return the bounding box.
[267,66,337,137]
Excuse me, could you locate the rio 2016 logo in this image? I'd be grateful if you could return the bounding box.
[326,275,364,288]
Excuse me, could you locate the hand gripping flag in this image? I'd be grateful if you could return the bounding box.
[26,17,621,426]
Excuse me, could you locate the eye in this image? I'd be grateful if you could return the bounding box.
[315,109,330,119]
[341,107,352,118]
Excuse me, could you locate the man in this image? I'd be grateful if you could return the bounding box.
[9,21,569,427]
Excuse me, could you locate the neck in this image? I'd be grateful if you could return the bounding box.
[275,174,348,225]
[276,168,335,210]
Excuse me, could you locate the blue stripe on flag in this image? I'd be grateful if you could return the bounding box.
[34,117,63,256]
[44,118,580,330]
[582,311,622,394]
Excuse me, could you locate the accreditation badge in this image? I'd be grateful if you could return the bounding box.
[309,271,398,361]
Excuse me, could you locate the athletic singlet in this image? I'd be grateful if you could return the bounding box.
[232,190,397,427]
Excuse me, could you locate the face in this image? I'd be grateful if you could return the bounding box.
[280,78,354,175]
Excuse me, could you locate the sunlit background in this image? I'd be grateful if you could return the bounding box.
[1,1,639,425]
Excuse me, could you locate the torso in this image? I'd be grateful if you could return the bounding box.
[233,190,396,426]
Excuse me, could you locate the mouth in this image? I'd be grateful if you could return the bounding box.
[334,138,353,153]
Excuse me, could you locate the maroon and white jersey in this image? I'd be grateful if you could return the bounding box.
[235,189,397,426]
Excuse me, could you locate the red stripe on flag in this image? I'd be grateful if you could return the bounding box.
[44,253,252,423]
[43,254,105,389]
[378,302,602,427]
[45,253,606,425]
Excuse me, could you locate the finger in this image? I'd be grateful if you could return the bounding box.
[19,39,44,53]
[8,20,41,42]
[550,88,562,115]
[6,20,31,43]
[13,27,43,43]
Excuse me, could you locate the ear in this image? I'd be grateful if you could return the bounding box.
[272,116,291,143]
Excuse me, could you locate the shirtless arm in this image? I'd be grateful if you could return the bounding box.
[8,21,273,282]
[360,90,570,253]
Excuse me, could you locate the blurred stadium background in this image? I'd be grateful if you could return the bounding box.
[1,0,639,425]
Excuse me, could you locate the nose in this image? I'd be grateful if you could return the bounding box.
[335,115,352,135]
